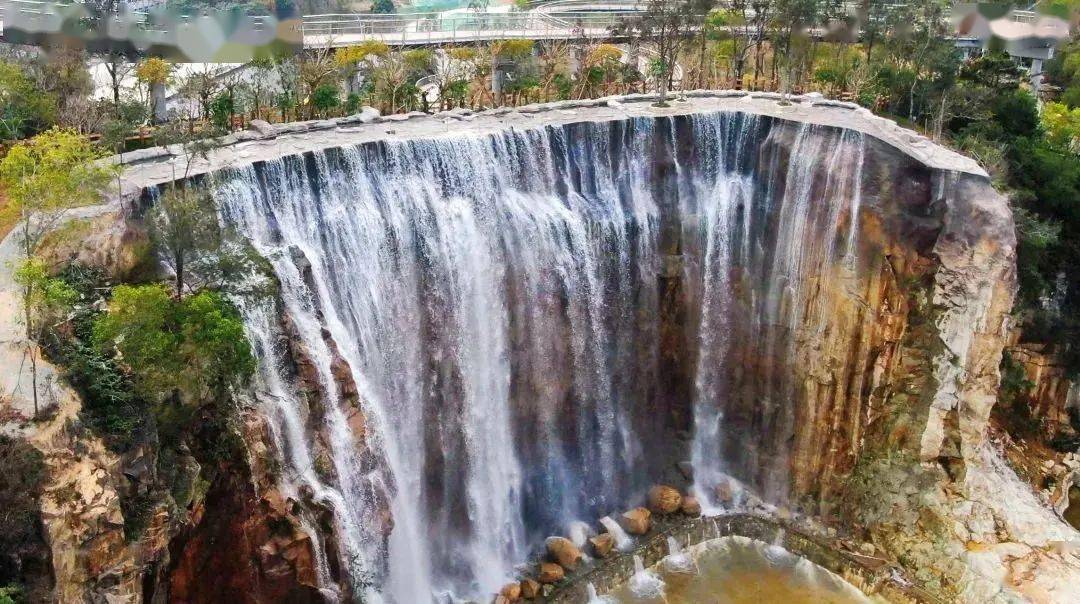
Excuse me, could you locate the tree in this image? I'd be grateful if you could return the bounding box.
[0,129,114,415]
[299,45,341,119]
[0,61,58,140]
[311,83,341,116]
[336,41,390,97]
[244,57,277,121]
[93,284,254,405]
[686,0,718,88]
[31,48,94,132]
[629,0,696,105]
[274,56,302,121]
[372,0,395,13]
[134,58,172,121]
[102,55,134,111]
[148,185,219,300]
[179,64,226,121]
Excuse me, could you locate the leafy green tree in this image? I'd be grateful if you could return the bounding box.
[0,129,114,415]
[0,61,58,140]
[93,284,254,404]
[372,0,395,13]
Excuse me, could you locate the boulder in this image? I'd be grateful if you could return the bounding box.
[681,495,702,516]
[248,119,275,136]
[589,533,615,558]
[520,578,541,599]
[357,106,381,123]
[715,479,734,505]
[537,562,564,584]
[648,485,682,514]
[621,507,651,535]
[500,581,521,600]
[545,536,583,569]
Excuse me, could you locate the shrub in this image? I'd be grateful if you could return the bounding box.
[93,284,255,406]
[311,84,341,116]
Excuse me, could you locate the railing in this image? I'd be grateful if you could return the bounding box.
[299,11,644,44]
[0,1,1064,49]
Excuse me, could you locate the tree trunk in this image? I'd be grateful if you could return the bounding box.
[175,253,184,300]
[23,288,38,417]
[698,29,708,89]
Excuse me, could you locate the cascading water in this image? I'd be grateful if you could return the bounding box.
[207,111,871,601]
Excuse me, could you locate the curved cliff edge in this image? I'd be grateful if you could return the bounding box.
[0,90,1076,603]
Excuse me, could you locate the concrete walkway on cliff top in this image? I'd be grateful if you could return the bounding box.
[112,90,988,199]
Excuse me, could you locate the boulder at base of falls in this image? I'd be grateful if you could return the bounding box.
[715,479,734,506]
[681,495,702,516]
[520,578,541,598]
[538,562,565,584]
[500,581,522,600]
[590,533,615,558]
[621,507,652,535]
[546,536,584,569]
[648,485,682,514]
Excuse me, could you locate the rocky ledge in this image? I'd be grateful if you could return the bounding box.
[110,89,986,201]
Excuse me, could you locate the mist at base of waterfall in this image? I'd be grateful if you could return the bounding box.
[607,536,873,604]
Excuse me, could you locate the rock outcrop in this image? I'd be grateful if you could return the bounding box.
[621,508,652,536]
[647,485,682,514]
[545,537,583,570]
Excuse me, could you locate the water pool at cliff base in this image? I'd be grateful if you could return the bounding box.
[605,536,873,604]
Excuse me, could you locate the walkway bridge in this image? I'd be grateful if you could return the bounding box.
[0,1,1064,57]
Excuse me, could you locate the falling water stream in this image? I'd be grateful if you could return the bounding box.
[210,111,870,601]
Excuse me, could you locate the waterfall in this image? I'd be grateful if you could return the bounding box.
[599,516,635,552]
[208,111,870,601]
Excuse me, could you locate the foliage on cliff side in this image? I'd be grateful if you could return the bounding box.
[93,284,255,406]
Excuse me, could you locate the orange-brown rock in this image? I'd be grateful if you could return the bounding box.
[168,414,327,604]
[537,562,565,583]
[520,578,541,599]
[715,479,734,505]
[621,507,651,535]
[681,495,702,516]
[648,485,682,514]
[500,581,522,600]
[545,536,583,569]
[589,532,615,558]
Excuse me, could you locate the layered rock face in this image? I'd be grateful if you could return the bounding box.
[197,102,1017,601]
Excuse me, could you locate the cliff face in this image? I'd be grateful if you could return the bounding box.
[195,95,1033,600]
[4,92,1071,603]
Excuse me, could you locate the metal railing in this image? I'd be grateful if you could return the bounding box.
[0,1,1063,50]
[299,10,644,46]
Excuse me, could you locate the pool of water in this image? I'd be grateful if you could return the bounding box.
[603,536,873,604]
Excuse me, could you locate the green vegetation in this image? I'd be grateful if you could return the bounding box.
[0,129,114,416]
[93,284,254,405]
